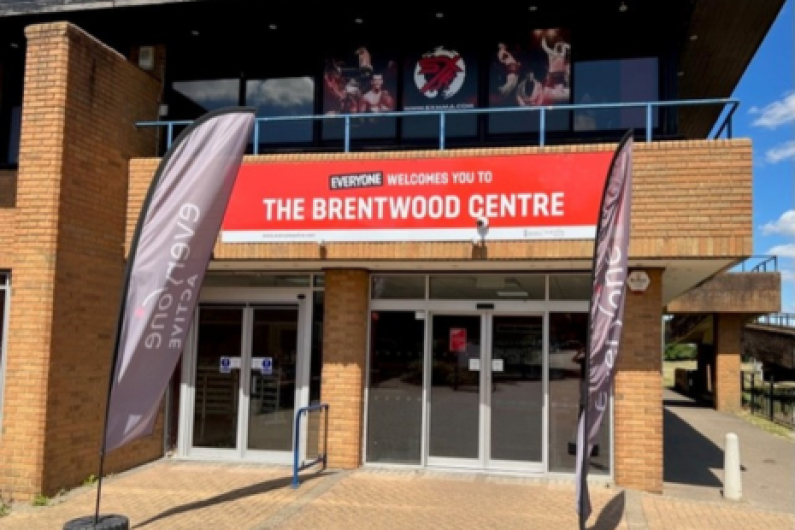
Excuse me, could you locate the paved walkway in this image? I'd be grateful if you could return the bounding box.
[0,389,792,529]
[0,460,792,530]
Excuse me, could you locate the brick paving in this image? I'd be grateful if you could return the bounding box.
[0,461,792,530]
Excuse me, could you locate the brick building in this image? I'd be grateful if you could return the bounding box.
[0,0,785,500]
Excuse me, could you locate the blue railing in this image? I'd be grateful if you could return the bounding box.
[137,98,739,154]
[753,313,795,329]
[292,402,329,489]
[731,255,779,273]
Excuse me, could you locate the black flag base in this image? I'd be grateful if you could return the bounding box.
[63,514,129,530]
[568,441,599,457]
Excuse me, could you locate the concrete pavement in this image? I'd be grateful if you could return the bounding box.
[0,460,793,529]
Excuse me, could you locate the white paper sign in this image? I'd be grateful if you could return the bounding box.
[469,358,481,371]
[492,359,504,372]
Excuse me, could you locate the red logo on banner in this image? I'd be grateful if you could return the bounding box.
[449,328,467,353]
[221,152,613,243]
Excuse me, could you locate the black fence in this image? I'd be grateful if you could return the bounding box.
[741,371,795,428]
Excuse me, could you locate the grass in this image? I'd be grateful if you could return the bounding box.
[735,410,795,440]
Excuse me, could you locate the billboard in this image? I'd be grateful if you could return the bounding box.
[322,47,399,139]
[220,152,614,243]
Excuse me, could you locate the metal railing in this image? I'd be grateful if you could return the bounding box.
[752,312,795,328]
[742,371,795,428]
[732,255,779,273]
[292,402,329,489]
[137,98,739,154]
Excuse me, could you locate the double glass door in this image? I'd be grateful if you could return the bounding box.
[188,303,306,461]
[428,313,544,471]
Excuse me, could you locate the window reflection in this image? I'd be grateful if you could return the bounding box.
[246,77,314,144]
[573,58,659,132]
[548,312,611,475]
[171,79,240,118]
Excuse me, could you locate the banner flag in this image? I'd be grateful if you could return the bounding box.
[575,130,634,525]
[102,107,255,453]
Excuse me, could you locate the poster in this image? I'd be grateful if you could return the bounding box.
[489,28,572,108]
[450,328,467,353]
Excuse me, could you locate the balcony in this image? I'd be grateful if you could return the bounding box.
[137,98,739,156]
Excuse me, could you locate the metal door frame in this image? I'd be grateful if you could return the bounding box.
[177,287,312,463]
[424,308,546,472]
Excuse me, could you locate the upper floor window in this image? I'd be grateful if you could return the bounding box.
[247,77,314,146]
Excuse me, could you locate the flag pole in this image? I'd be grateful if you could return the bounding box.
[89,107,256,527]
[578,129,634,530]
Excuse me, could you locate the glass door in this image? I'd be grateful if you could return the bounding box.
[427,312,544,471]
[187,301,307,462]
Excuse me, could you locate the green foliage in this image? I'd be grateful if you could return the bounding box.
[0,491,11,517]
[83,475,98,486]
[664,343,698,361]
[31,494,49,507]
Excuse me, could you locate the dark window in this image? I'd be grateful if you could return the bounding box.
[573,58,659,132]
[246,77,315,146]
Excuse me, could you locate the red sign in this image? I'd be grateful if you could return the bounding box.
[221,152,613,243]
[449,328,467,353]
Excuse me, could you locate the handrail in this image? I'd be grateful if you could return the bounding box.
[731,255,779,273]
[137,98,739,154]
[752,313,795,329]
[292,402,329,489]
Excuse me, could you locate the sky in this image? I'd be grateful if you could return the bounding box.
[729,0,794,313]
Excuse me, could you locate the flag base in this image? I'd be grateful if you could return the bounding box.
[63,514,129,530]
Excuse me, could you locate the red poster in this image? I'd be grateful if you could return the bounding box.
[449,328,467,353]
[221,152,612,243]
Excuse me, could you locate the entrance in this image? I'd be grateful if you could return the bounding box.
[428,313,544,471]
[181,292,312,463]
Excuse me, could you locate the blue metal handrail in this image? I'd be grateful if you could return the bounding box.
[292,402,329,489]
[137,98,739,154]
[753,313,795,329]
[731,255,779,273]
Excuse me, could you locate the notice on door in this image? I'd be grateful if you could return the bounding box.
[450,328,467,353]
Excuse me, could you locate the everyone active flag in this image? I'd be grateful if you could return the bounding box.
[103,107,255,453]
[576,130,634,526]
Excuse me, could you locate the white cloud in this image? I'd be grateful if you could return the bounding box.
[767,244,795,258]
[761,210,795,236]
[765,140,795,164]
[247,78,314,109]
[751,92,795,129]
[781,269,794,281]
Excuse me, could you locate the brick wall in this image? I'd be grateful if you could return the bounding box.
[715,313,746,412]
[0,169,16,208]
[320,269,369,468]
[128,139,753,261]
[0,22,161,500]
[614,269,664,493]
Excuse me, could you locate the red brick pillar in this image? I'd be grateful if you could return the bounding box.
[0,22,160,500]
[320,269,370,469]
[614,269,664,493]
[715,313,745,412]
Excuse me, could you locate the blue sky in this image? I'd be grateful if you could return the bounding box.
[730,0,794,312]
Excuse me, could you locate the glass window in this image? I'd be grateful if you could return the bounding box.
[400,47,479,140]
[321,48,398,141]
[549,274,591,300]
[429,275,545,300]
[246,77,314,145]
[371,276,425,300]
[6,106,20,166]
[170,78,241,118]
[202,273,311,288]
[548,312,611,475]
[366,311,425,464]
[573,58,659,132]
[488,29,572,135]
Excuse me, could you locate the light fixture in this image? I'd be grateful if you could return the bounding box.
[269,24,277,30]
[619,2,627,12]
[677,71,684,77]
[10,42,19,49]
[690,34,698,41]
[436,12,444,18]
[354,17,363,24]
[529,5,537,11]
[190,29,199,36]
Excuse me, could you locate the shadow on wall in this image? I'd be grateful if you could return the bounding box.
[0,170,17,207]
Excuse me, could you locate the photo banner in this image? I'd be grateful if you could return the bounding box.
[221,152,614,243]
[575,131,634,525]
[103,107,255,453]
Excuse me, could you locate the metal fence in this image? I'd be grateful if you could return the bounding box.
[137,97,739,154]
[741,372,795,428]
[292,403,329,488]
[752,313,795,328]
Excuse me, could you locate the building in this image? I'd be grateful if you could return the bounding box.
[0,0,784,501]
